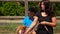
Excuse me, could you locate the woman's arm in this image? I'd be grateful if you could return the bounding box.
[24,16,38,34]
[46,17,57,27]
[40,17,57,27]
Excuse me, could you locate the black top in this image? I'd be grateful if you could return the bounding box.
[36,11,55,32]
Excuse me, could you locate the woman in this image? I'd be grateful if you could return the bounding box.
[24,0,57,34]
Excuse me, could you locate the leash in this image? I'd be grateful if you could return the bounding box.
[44,25,48,31]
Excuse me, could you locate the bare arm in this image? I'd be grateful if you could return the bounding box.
[24,16,38,34]
[40,17,57,27]
[46,17,57,27]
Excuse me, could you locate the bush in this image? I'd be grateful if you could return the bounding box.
[52,2,60,16]
[0,2,60,16]
[0,2,25,16]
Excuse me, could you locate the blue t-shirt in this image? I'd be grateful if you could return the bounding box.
[23,16,33,28]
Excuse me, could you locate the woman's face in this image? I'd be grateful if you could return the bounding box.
[41,2,45,10]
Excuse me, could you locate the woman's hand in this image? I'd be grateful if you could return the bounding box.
[40,21,47,25]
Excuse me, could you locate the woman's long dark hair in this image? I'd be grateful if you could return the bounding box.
[40,0,56,17]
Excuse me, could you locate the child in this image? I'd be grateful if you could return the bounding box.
[22,7,36,34]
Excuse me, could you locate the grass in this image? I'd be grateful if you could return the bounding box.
[54,23,60,33]
[0,23,60,34]
[0,23,23,34]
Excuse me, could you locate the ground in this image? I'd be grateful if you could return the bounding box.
[0,22,60,34]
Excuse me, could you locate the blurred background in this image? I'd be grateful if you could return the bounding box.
[0,0,60,34]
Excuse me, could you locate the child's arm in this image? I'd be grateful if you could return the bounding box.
[24,16,38,34]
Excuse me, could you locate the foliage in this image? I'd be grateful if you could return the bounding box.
[0,2,60,16]
[0,2,25,16]
[52,2,60,16]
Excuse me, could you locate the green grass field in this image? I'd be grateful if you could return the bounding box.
[0,23,23,34]
[0,23,60,34]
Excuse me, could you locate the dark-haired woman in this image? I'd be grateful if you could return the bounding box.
[24,0,57,34]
